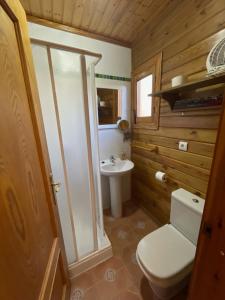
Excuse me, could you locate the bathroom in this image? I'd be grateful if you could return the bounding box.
[1,0,225,300]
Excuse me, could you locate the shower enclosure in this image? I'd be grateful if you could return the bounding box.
[31,40,110,271]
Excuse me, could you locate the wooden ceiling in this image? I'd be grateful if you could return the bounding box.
[19,0,181,47]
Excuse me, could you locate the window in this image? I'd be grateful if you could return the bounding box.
[133,53,162,129]
[137,74,153,117]
[97,88,121,125]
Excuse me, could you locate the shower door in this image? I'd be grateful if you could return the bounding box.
[31,43,103,265]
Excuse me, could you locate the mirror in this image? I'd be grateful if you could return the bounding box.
[97,88,121,125]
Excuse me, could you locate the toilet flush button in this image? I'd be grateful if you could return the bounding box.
[192,198,199,203]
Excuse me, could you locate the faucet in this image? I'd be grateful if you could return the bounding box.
[110,155,116,164]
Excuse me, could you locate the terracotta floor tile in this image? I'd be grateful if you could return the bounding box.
[104,216,132,232]
[90,256,124,281]
[92,266,136,300]
[133,218,158,236]
[128,281,142,296]
[70,270,98,292]
[70,202,188,300]
[82,285,102,300]
[110,222,132,234]
[125,260,145,288]
[128,209,156,226]
[104,214,117,229]
[118,242,137,266]
[109,225,137,249]
[112,290,141,300]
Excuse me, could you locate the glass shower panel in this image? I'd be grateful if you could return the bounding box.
[50,49,95,258]
[31,44,76,264]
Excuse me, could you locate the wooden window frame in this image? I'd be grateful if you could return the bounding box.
[132,52,162,129]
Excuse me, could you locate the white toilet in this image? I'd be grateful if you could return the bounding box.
[136,188,204,300]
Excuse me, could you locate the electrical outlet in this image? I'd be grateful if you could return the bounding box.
[179,141,188,151]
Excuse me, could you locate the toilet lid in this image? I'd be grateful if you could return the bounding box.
[137,224,196,280]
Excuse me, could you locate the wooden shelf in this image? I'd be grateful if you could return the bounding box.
[149,74,225,109]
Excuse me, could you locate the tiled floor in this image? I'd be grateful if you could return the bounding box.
[70,201,188,300]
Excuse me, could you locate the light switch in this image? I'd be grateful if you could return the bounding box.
[179,141,188,151]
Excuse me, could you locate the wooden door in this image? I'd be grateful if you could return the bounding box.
[188,96,225,299]
[0,0,70,299]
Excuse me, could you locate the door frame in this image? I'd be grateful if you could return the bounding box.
[1,0,70,297]
[188,94,225,299]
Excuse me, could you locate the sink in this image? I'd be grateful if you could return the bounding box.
[101,159,134,176]
[100,158,134,218]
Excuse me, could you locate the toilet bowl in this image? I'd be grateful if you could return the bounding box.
[136,189,204,300]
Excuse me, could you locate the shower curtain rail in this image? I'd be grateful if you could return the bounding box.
[31,38,102,65]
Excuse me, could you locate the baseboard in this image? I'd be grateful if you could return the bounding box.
[68,244,113,280]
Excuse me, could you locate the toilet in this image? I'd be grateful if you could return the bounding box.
[136,188,204,300]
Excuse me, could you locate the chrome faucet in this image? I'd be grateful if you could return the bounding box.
[110,155,116,164]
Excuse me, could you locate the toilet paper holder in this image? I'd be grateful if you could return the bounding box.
[155,171,167,183]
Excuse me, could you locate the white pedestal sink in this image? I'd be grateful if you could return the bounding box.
[100,158,134,218]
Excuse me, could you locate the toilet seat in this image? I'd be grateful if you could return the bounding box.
[136,224,196,288]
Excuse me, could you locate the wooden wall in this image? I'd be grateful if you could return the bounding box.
[131,0,225,224]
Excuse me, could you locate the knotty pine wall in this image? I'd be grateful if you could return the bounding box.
[131,0,225,224]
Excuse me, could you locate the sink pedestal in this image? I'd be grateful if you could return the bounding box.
[100,158,134,219]
[109,176,122,218]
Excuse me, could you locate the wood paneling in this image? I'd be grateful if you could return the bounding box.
[19,0,190,46]
[27,15,131,48]
[131,0,225,224]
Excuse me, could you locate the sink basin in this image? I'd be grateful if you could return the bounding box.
[101,159,134,176]
[100,158,134,218]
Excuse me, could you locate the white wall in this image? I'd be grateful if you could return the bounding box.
[28,23,132,210]
[28,23,131,77]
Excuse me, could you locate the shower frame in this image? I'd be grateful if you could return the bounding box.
[31,38,112,278]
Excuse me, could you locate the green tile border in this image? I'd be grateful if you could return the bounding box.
[95,73,131,82]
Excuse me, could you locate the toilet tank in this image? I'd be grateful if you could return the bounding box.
[170,188,205,245]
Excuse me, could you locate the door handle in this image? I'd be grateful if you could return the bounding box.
[51,182,61,193]
[49,173,61,193]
